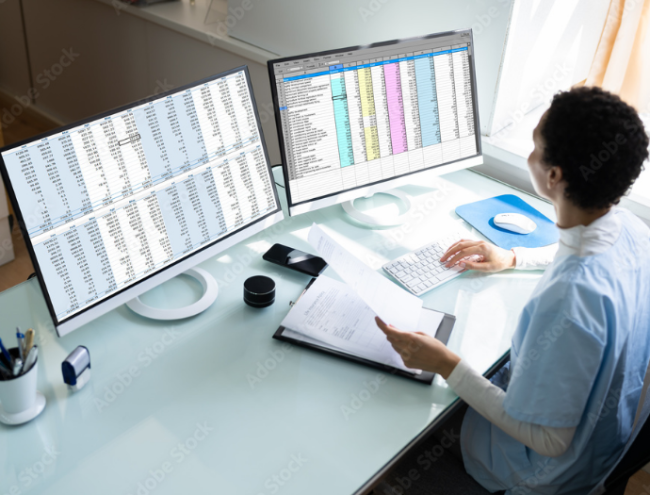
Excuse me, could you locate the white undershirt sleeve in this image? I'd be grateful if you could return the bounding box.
[512,243,558,270]
[446,360,576,458]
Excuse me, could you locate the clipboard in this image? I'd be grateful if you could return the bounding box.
[272,279,456,385]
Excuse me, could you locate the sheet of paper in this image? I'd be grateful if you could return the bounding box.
[281,276,420,373]
[308,224,422,332]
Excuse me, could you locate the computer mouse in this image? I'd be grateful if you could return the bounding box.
[494,213,537,234]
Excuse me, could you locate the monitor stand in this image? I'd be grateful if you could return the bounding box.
[341,189,412,228]
[126,267,219,320]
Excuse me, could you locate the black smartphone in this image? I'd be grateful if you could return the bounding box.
[263,244,328,276]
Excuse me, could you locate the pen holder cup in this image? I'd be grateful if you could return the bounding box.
[0,347,39,415]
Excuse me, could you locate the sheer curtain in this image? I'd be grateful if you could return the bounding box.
[585,0,650,111]
[584,0,650,202]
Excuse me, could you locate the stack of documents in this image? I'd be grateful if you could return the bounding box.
[277,225,448,376]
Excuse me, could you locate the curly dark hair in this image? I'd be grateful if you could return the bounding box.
[541,86,649,210]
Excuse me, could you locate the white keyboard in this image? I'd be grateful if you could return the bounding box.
[382,231,469,296]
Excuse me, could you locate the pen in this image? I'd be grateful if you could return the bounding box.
[0,358,11,379]
[24,328,35,357]
[290,287,308,307]
[23,346,38,374]
[0,338,12,367]
[16,327,25,361]
[12,358,23,377]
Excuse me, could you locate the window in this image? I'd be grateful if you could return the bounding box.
[484,0,650,211]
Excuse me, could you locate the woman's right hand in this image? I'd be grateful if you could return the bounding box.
[440,239,516,273]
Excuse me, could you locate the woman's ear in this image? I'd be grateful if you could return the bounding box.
[547,165,564,192]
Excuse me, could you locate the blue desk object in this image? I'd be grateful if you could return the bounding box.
[455,194,559,250]
[0,170,550,495]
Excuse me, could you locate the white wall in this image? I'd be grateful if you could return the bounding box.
[6,0,280,163]
[227,0,515,136]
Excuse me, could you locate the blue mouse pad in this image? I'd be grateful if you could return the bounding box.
[455,194,558,250]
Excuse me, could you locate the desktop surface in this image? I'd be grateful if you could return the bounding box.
[0,170,553,495]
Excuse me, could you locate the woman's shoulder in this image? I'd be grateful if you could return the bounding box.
[613,206,650,239]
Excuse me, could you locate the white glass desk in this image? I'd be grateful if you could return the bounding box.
[0,170,554,495]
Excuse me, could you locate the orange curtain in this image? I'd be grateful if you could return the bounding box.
[585,0,650,112]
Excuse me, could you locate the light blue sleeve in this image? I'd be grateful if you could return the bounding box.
[503,280,607,428]
[490,361,511,391]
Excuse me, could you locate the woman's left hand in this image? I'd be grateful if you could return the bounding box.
[375,317,461,379]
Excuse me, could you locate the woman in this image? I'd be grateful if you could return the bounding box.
[376,87,650,494]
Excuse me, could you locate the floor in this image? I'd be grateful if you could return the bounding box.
[1,95,649,495]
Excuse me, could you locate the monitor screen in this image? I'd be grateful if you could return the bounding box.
[1,67,280,326]
[269,30,480,210]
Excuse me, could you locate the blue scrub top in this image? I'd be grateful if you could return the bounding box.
[461,209,650,494]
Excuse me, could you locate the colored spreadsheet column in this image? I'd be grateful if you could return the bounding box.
[415,55,441,147]
[330,74,354,167]
[357,67,380,161]
[383,62,407,154]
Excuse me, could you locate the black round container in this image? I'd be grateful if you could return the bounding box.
[243,276,276,308]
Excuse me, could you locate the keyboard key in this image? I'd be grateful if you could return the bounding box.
[437,269,460,281]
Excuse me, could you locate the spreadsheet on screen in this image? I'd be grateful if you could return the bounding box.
[1,69,277,321]
[271,32,479,205]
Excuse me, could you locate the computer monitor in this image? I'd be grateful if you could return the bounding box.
[268,29,483,225]
[0,66,283,337]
